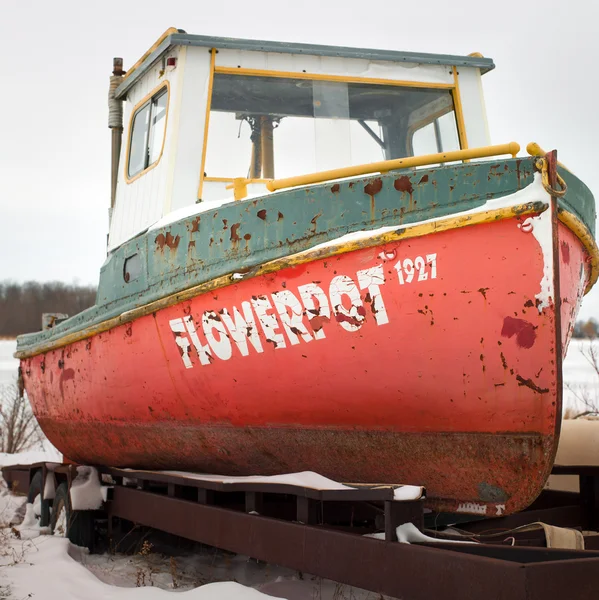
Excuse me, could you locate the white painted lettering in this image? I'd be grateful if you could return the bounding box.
[220,303,264,356]
[169,318,193,369]
[202,311,232,360]
[329,275,365,332]
[298,283,330,340]
[272,290,313,345]
[251,295,286,349]
[183,315,212,365]
[357,265,389,326]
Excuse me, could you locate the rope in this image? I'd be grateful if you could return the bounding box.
[535,157,567,197]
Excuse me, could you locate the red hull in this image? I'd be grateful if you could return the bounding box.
[22,210,590,515]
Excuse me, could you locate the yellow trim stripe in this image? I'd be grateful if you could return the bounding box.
[557,209,599,293]
[197,49,217,201]
[204,176,271,184]
[213,66,455,89]
[451,67,469,151]
[16,201,548,360]
[120,27,179,87]
[124,81,170,185]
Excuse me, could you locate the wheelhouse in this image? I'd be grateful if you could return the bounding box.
[108,29,493,251]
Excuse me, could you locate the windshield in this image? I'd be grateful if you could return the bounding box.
[204,74,460,182]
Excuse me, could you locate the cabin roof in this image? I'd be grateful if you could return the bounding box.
[115,28,495,99]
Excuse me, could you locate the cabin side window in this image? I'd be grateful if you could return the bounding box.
[127,86,168,180]
[204,74,460,183]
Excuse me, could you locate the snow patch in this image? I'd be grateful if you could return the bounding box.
[518,203,554,313]
[393,485,424,501]
[70,466,104,511]
[396,522,476,544]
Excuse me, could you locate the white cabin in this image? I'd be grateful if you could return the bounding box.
[108,28,493,251]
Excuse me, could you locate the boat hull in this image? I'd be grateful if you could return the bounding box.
[21,196,591,515]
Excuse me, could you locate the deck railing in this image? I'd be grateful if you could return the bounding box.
[226,142,521,200]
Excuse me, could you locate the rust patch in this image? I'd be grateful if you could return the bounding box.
[477,287,489,300]
[155,232,180,251]
[230,223,241,242]
[561,241,570,264]
[190,216,200,233]
[257,209,267,220]
[243,233,251,241]
[278,212,284,221]
[501,316,537,349]
[394,176,413,194]
[524,299,534,308]
[331,184,340,193]
[310,212,323,233]
[188,240,196,251]
[364,178,383,196]
[516,375,549,394]
[418,174,429,184]
[309,315,330,332]
[500,352,508,370]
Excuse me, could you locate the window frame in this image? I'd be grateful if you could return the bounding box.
[125,81,170,184]
[201,70,466,186]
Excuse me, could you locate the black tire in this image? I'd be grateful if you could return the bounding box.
[27,470,51,527]
[50,482,95,550]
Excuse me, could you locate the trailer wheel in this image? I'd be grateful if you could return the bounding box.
[51,482,95,550]
[27,471,51,527]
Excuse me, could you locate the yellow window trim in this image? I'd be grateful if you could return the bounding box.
[202,67,470,186]
[124,81,171,185]
[451,67,469,150]
[405,105,456,157]
[204,176,271,184]
[197,49,217,201]
[213,65,455,89]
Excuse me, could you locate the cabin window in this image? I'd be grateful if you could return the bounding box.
[204,74,459,183]
[127,86,168,180]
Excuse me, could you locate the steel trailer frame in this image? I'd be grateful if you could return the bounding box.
[4,462,599,600]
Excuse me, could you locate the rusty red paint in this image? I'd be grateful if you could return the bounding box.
[501,316,537,349]
[257,210,267,221]
[363,178,383,196]
[561,241,570,264]
[230,224,241,242]
[244,233,251,241]
[331,184,340,193]
[190,217,201,233]
[21,219,585,516]
[155,232,181,251]
[394,176,413,194]
[418,175,429,185]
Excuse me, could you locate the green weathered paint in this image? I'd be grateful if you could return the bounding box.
[16,157,596,354]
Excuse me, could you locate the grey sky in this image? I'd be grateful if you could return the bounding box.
[1,0,597,318]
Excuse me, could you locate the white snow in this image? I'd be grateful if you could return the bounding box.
[519,208,554,313]
[393,485,424,501]
[133,469,352,491]
[395,522,475,545]
[70,466,104,511]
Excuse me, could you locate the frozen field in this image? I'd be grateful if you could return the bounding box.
[0,337,597,598]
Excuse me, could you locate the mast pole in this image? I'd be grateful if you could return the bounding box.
[108,57,125,226]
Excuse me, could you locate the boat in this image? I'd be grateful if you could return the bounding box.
[15,28,598,516]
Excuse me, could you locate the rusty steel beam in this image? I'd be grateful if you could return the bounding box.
[110,486,599,600]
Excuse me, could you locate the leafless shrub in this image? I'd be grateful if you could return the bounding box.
[0,382,43,454]
[565,342,599,419]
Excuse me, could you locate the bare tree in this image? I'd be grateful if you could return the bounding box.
[0,376,43,454]
[565,341,599,419]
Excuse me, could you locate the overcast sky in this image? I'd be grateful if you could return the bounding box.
[1,0,597,318]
